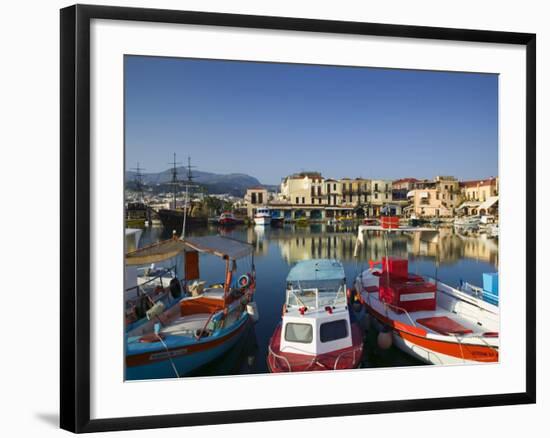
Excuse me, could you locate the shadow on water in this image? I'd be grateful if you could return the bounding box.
[135,223,498,376]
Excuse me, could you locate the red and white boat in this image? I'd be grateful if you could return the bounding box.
[267,259,363,372]
[218,211,240,226]
[352,222,499,365]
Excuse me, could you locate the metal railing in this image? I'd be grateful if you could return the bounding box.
[267,344,362,372]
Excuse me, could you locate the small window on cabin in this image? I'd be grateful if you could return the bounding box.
[320,320,348,342]
[285,323,313,343]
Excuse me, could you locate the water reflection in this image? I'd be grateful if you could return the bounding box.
[246,224,498,269]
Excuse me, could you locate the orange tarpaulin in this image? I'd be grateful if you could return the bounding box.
[185,251,200,280]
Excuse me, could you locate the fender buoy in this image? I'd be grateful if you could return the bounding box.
[378,329,393,350]
[238,274,251,288]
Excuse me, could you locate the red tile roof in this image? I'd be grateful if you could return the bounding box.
[393,178,420,184]
[460,177,497,188]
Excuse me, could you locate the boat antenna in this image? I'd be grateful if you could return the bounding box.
[180,155,197,239]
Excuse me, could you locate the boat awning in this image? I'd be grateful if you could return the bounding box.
[479,196,498,211]
[126,235,253,265]
[184,235,254,260]
[126,239,188,266]
[286,259,345,283]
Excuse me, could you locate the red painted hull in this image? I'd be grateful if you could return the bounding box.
[267,323,363,372]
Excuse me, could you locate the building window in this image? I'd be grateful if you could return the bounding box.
[333,183,336,191]
[374,183,378,191]
[258,193,263,204]
[375,193,378,199]
[251,193,257,204]
[302,197,305,204]
[295,197,299,204]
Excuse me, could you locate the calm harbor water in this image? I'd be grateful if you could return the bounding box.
[136,223,499,376]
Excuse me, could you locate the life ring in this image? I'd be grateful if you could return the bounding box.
[238,274,251,288]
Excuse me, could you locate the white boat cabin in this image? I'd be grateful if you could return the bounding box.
[280,259,353,356]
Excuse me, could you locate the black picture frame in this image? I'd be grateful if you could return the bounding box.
[60,4,536,433]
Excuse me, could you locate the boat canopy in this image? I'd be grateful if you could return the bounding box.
[126,235,253,266]
[126,239,187,266]
[184,235,253,260]
[286,259,345,283]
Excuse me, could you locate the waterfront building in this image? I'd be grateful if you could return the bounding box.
[457,177,499,216]
[406,176,461,218]
[370,179,393,216]
[392,177,421,192]
[245,187,270,218]
[460,177,499,202]
[245,172,398,220]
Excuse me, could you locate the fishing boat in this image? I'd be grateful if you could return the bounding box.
[453,215,480,230]
[219,211,240,226]
[254,207,272,225]
[352,223,499,365]
[125,262,183,333]
[408,214,428,227]
[126,235,258,380]
[267,259,363,373]
[270,215,284,227]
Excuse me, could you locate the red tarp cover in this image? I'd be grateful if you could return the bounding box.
[416,316,473,335]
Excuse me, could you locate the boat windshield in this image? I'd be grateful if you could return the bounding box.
[286,280,347,309]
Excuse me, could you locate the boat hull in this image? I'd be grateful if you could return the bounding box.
[126,314,250,380]
[157,209,207,234]
[267,322,363,373]
[366,303,498,365]
[253,216,271,225]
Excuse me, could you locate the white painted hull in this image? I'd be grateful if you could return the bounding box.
[393,333,491,365]
[254,216,271,225]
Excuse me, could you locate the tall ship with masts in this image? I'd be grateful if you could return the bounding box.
[157,154,207,235]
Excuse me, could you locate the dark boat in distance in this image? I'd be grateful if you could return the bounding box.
[158,208,207,235]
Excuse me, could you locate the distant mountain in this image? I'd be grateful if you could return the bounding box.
[126,168,274,197]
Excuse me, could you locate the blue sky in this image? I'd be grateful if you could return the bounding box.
[125,56,498,185]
